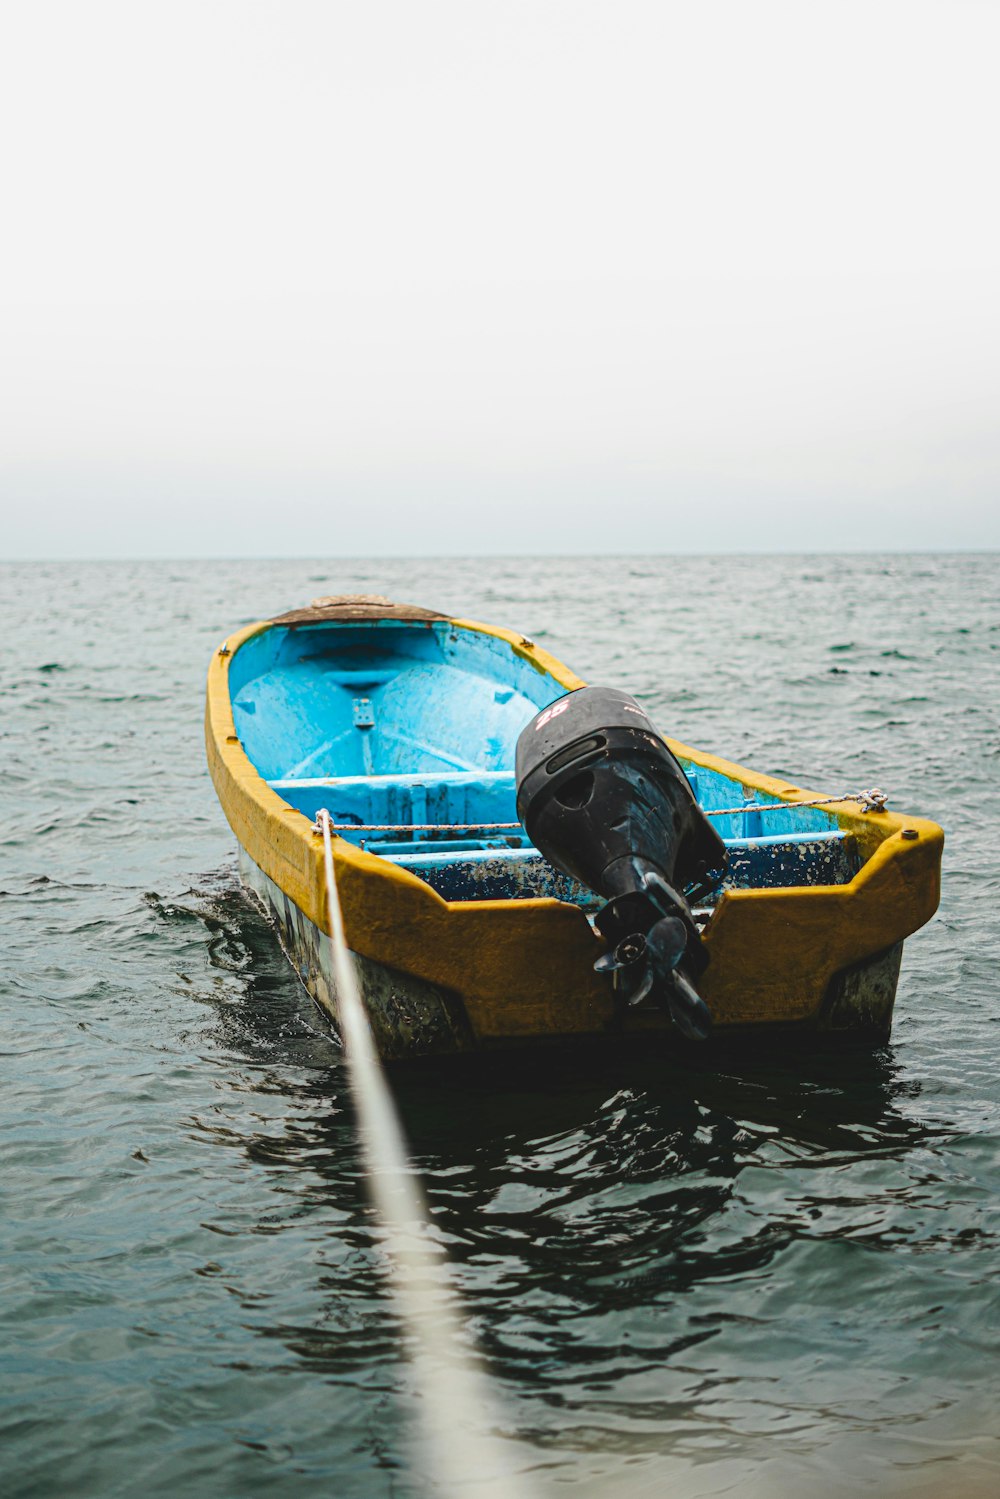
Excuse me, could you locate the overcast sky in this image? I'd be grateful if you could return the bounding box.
[2,1,997,558]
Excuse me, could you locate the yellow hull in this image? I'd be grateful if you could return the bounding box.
[206,612,943,1054]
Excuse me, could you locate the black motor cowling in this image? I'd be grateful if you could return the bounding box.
[515,686,727,1040]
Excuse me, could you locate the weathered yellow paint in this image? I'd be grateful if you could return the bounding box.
[206,614,943,1041]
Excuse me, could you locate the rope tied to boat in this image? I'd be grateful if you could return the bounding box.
[309,788,890,838]
[706,786,890,818]
[313,820,524,833]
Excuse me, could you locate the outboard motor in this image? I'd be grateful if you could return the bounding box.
[515,687,727,1040]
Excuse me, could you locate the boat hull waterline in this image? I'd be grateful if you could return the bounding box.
[206,597,942,1060]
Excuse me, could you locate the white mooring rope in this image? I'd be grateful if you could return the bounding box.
[314,808,530,1499]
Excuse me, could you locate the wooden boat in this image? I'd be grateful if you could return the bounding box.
[205,595,943,1060]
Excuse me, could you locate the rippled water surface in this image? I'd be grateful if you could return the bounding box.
[2,555,998,1498]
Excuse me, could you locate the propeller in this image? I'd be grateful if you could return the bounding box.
[592,881,712,1039]
[594,930,656,1006]
[647,919,712,1041]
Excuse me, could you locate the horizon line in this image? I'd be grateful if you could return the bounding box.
[3,546,999,565]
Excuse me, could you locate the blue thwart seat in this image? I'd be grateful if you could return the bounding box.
[266,770,526,845]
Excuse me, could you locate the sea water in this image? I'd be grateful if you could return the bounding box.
[1,554,998,1498]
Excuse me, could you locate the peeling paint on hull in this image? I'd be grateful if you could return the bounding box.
[821,942,903,1042]
[239,847,474,1060]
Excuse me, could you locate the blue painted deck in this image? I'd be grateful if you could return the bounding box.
[232,618,857,905]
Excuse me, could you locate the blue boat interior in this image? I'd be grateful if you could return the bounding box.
[230,619,861,908]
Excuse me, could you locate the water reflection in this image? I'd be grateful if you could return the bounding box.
[388,1048,936,1354]
[169,876,941,1408]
